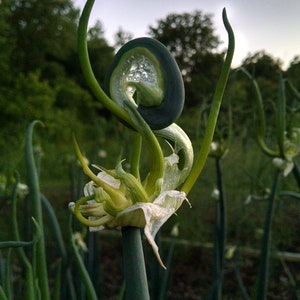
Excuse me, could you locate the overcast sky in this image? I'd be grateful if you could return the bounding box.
[74,0,300,69]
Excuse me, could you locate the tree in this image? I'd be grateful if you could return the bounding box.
[149,11,220,78]
[241,51,282,81]
[8,0,79,76]
[148,11,223,107]
[0,0,16,85]
[0,1,115,175]
[114,28,133,51]
[285,55,300,89]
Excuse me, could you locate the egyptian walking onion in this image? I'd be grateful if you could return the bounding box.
[69,0,234,269]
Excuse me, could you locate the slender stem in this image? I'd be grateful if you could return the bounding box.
[25,121,50,300]
[233,251,251,300]
[240,68,279,157]
[77,0,134,127]
[69,217,98,300]
[211,158,227,299]
[181,9,235,195]
[41,194,67,261]
[0,286,8,300]
[4,249,12,300]
[158,234,176,300]
[130,133,142,181]
[11,174,35,300]
[292,160,300,231]
[121,227,150,300]
[277,76,286,157]
[255,170,281,300]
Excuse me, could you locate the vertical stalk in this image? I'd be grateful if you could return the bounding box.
[11,174,35,299]
[121,227,150,300]
[25,121,50,300]
[158,232,176,300]
[211,158,227,299]
[292,160,300,231]
[255,170,280,300]
[121,133,149,300]
[233,251,251,300]
[130,133,142,180]
[69,217,97,300]
[277,76,286,157]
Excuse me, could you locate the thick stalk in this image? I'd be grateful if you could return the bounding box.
[121,227,150,300]
[255,171,280,300]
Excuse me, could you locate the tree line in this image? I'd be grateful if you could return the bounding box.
[1,0,300,175]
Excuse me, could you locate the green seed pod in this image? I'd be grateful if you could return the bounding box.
[105,37,185,130]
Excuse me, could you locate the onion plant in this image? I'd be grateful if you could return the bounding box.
[242,69,300,299]
[70,0,235,299]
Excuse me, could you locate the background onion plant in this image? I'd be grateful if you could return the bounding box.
[0,1,300,299]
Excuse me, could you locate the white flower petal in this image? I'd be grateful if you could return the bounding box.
[162,154,182,191]
[283,161,294,177]
[97,171,120,189]
[84,181,95,196]
[113,190,187,268]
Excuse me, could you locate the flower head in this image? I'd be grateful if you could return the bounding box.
[70,134,191,268]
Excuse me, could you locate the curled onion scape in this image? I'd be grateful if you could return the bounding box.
[105,37,185,130]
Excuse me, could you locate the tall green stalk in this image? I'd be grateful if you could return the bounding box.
[11,174,35,299]
[77,0,134,128]
[210,158,227,299]
[69,219,98,300]
[25,121,50,300]
[181,8,235,195]
[255,170,281,300]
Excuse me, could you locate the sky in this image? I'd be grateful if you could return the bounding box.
[74,0,300,69]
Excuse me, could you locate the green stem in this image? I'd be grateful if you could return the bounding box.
[121,227,150,300]
[25,121,50,300]
[130,133,142,180]
[255,170,280,300]
[233,251,251,300]
[239,68,279,157]
[277,75,286,158]
[4,249,12,300]
[69,217,98,300]
[41,194,78,298]
[181,9,235,195]
[11,174,35,300]
[77,0,133,127]
[158,234,176,300]
[41,194,67,261]
[211,158,227,299]
[124,101,164,198]
[0,286,8,300]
